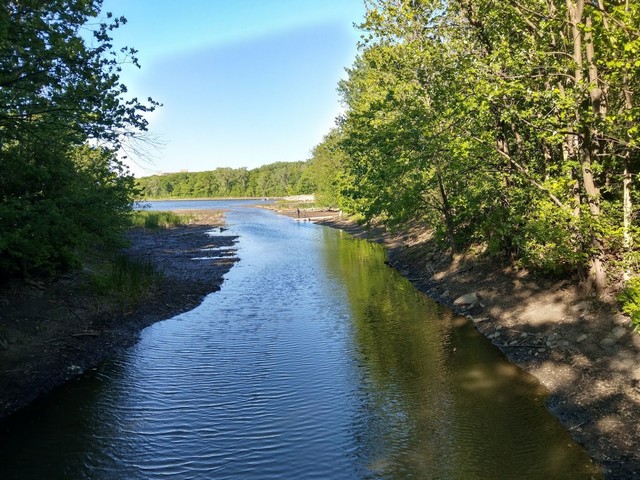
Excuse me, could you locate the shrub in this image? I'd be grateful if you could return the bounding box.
[618,277,640,331]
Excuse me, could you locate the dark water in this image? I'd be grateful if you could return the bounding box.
[0,206,600,479]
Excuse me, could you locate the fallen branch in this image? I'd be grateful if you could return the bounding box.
[71,331,100,338]
[494,343,546,349]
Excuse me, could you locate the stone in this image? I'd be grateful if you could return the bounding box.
[570,301,590,313]
[453,292,479,306]
[576,334,588,343]
[611,326,627,340]
[600,336,617,348]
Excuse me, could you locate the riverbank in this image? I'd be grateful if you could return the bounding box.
[2,205,638,477]
[0,217,237,422]
[277,207,640,479]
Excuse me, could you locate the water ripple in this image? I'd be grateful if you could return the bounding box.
[0,208,601,480]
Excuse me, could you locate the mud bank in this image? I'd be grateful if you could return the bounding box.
[0,222,238,422]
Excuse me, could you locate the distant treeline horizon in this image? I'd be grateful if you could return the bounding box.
[135,161,316,199]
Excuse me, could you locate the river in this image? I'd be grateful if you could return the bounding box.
[0,202,600,479]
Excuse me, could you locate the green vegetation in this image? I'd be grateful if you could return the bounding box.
[89,254,160,312]
[0,1,158,279]
[4,0,639,306]
[129,210,194,229]
[619,278,640,331]
[308,0,640,298]
[136,161,314,199]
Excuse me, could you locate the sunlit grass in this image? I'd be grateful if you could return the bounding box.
[129,210,225,229]
[87,254,162,312]
[129,210,193,229]
[273,200,319,210]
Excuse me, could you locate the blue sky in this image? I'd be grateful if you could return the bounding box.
[100,0,366,177]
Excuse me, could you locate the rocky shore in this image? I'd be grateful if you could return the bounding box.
[306,212,640,480]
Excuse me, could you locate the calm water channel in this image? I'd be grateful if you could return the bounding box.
[0,202,601,479]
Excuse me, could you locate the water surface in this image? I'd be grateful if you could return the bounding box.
[0,206,600,479]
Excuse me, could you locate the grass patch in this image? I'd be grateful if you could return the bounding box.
[129,210,194,229]
[274,200,319,210]
[130,210,225,229]
[89,254,161,312]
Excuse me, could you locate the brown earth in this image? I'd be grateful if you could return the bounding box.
[0,216,238,422]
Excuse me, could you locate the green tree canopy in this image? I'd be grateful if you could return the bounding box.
[325,0,640,293]
[0,0,158,277]
[136,161,315,199]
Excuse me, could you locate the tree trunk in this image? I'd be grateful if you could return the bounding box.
[435,160,457,253]
[567,0,607,295]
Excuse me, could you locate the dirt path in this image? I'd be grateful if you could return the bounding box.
[0,221,237,422]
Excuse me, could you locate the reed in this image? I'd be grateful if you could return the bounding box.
[89,254,161,311]
[129,210,194,229]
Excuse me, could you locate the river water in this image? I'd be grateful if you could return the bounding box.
[0,203,600,479]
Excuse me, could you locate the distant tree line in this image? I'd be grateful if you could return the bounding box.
[136,161,315,198]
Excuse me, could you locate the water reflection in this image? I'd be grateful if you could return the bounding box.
[0,210,600,479]
[322,229,600,479]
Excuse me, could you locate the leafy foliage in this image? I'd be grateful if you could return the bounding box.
[136,161,314,199]
[618,277,640,331]
[0,1,157,278]
[318,0,640,293]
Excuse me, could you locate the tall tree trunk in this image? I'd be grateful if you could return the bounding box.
[620,0,635,275]
[435,159,457,253]
[567,0,606,295]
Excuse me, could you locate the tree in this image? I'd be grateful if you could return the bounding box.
[308,128,346,208]
[0,0,158,277]
[329,0,640,293]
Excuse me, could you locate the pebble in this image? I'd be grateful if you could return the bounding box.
[612,326,627,340]
[570,301,590,312]
[453,292,479,306]
[576,334,588,343]
[600,337,617,348]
